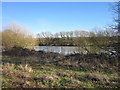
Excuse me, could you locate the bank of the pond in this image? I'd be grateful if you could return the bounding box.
[2,46,119,70]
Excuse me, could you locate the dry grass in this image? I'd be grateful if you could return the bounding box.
[2,62,119,88]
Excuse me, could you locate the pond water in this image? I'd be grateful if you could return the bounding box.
[33,46,103,55]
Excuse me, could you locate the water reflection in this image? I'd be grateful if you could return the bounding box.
[34,46,103,55]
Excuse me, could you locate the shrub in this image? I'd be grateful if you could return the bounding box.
[2,23,36,50]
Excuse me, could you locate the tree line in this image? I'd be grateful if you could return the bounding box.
[36,30,94,46]
[36,28,117,46]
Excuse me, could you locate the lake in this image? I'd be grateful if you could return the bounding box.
[33,46,104,55]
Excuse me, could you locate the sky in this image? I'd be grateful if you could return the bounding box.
[2,2,115,34]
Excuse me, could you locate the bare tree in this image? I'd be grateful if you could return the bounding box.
[59,32,66,38]
[112,2,120,34]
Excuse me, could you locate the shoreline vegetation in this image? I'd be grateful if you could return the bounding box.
[2,46,119,88]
